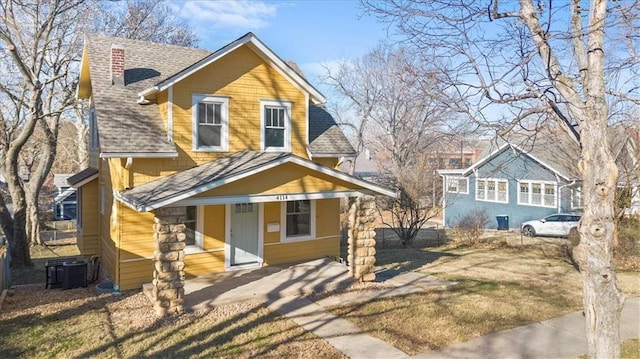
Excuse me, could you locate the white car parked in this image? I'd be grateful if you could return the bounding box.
[521,213,581,237]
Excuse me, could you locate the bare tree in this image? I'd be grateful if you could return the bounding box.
[0,0,199,265]
[362,0,640,356]
[92,0,198,47]
[325,46,452,246]
[0,0,86,264]
[73,0,199,168]
[320,49,387,175]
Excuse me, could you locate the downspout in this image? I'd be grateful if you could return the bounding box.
[437,171,446,228]
[557,179,577,213]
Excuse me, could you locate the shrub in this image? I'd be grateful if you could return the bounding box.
[452,209,490,247]
[615,217,640,270]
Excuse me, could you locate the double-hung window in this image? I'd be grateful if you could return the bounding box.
[183,205,203,252]
[282,200,314,240]
[476,178,508,203]
[447,176,468,194]
[518,181,556,207]
[261,100,291,152]
[192,95,228,151]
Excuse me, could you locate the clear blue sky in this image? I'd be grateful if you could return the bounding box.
[172,0,394,83]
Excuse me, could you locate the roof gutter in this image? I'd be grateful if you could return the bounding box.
[113,190,146,212]
[137,86,159,99]
[100,152,178,159]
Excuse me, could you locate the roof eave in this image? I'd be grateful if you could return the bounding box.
[99,151,179,159]
[76,39,92,100]
[310,152,357,158]
[137,32,326,104]
[68,173,99,189]
[116,153,397,211]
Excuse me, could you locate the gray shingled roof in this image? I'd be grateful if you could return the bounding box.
[86,34,353,157]
[472,130,581,179]
[119,151,288,209]
[309,105,355,156]
[86,35,211,156]
[67,167,99,187]
[117,150,394,211]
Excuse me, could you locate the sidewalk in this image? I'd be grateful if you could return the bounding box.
[271,288,639,359]
[411,296,640,359]
[177,259,639,358]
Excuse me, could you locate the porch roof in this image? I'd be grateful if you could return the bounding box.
[67,167,99,188]
[115,151,396,212]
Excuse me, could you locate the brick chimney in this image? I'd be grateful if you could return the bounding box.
[111,44,124,85]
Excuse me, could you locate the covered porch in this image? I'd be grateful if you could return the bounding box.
[116,152,394,315]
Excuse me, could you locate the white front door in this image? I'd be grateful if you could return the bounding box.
[229,203,260,267]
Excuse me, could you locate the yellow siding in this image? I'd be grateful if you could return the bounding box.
[263,202,280,244]
[196,163,357,198]
[119,260,153,290]
[203,205,225,250]
[264,237,339,266]
[184,251,226,276]
[78,179,100,256]
[100,159,120,284]
[100,235,117,283]
[316,199,340,238]
[129,45,309,187]
[119,207,155,260]
[157,91,168,134]
[99,44,353,289]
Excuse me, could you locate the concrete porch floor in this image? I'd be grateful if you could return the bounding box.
[144,258,356,311]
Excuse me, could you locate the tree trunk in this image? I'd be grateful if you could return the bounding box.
[27,119,59,246]
[573,114,624,358]
[26,201,42,245]
[8,203,31,268]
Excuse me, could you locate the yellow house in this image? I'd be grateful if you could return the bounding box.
[71,33,394,292]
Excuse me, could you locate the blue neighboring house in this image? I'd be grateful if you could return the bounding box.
[438,128,639,230]
[438,131,585,230]
[53,174,77,220]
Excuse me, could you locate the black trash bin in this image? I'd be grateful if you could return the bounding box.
[496,215,509,230]
[62,260,87,290]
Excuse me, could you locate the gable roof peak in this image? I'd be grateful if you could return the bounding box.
[137,32,326,104]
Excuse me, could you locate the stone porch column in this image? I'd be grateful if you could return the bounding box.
[152,207,186,316]
[347,196,377,282]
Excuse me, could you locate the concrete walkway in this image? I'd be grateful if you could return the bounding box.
[411,296,640,359]
[175,260,640,359]
[176,258,356,310]
[268,296,407,359]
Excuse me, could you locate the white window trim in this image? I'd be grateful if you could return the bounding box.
[571,187,583,210]
[261,99,292,152]
[517,180,557,208]
[184,205,204,254]
[475,178,509,203]
[280,200,316,242]
[446,176,469,194]
[192,94,229,152]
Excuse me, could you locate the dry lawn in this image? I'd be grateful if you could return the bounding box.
[0,244,345,359]
[0,287,345,358]
[332,231,640,356]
